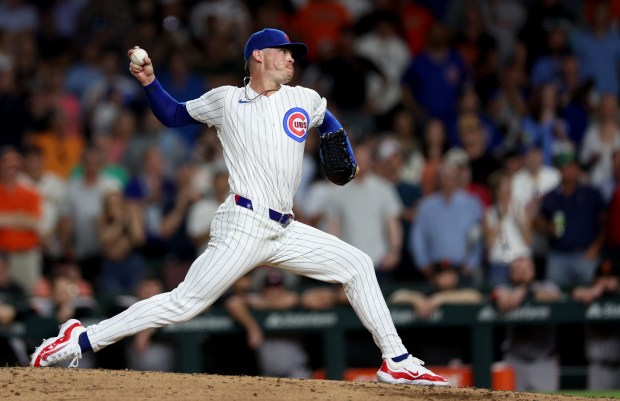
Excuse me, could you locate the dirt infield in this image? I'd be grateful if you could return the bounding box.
[0,367,610,401]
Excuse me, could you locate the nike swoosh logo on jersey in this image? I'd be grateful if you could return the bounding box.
[238,99,252,104]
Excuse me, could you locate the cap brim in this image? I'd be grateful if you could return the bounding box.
[273,43,308,60]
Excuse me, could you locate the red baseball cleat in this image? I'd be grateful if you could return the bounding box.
[377,355,450,386]
[30,319,85,367]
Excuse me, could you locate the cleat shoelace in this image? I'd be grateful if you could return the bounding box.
[68,355,80,368]
[411,357,425,366]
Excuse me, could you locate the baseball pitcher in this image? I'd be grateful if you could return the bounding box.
[30,28,448,386]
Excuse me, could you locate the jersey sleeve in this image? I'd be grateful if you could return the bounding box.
[308,89,327,129]
[185,86,229,128]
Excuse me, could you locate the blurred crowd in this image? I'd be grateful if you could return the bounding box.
[2,0,620,391]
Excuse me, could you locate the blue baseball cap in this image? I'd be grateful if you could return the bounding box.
[243,28,308,61]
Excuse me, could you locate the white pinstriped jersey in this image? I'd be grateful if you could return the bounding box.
[186,84,327,213]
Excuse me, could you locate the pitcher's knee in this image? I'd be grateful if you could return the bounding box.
[168,290,208,321]
[342,252,375,284]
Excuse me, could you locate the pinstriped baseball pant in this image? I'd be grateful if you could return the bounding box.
[86,195,408,358]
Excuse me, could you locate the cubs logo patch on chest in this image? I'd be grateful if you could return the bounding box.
[283,107,310,142]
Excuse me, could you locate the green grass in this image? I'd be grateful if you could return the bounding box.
[556,390,620,398]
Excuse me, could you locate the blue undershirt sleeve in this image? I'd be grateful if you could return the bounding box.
[143,79,200,127]
[319,110,357,165]
[318,109,342,136]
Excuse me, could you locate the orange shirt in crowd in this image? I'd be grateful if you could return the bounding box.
[0,183,42,252]
[295,0,351,61]
[28,132,84,179]
[400,2,435,55]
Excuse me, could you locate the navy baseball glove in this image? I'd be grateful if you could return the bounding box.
[319,129,357,186]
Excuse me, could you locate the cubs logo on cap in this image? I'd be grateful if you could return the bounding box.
[244,28,308,61]
[283,107,309,142]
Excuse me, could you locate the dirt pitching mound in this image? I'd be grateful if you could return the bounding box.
[0,367,605,401]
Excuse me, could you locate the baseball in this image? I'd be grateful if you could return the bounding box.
[130,48,148,66]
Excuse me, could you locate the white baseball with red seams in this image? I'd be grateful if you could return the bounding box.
[130,48,148,66]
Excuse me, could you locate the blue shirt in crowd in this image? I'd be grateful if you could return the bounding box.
[410,190,483,271]
[572,29,620,97]
[401,50,469,129]
[540,184,605,252]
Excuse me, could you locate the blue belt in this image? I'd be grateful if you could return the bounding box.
[234,195,294,227]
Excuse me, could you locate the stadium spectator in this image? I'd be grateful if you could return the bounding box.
[600,149,620,203]
[579,94,620,187]
[187,170,230,255]
[411,159,483,285]
[487,58,529,154]
[83,47,142,138]
[303,27,383,140]
[123,109,187,177]
[188,0,252,82]
[374,137,423,281]
[521,83,572,167]
[455,86,502,151]
[518,0,575,70]
[25,107,85,180]
[31,258,93,300]
[443,147,492,211]
[390,260,482,319]
[558,54,592,147]
[530,24,571,88]
[190,126,226,198]
[46,66,83,139]
[535,149,606,287]
[511,141,561,278]
[31,271,97,325]
[483,170,534,286]
[18,146,67,267]
[571,0,620,98]
[159,161,200,290]
[0,252,29,366]
[418,118,450,195]
[0,52,29,149]
[326,142,403,282]
[453,3,498,106]
[63,39,105,99]
[354,12,410,130]
[479,0,526,64]
[295,0,352,62]
[124,146,175,263]
[401,22,470,132]
[96,182,145,295]
[59,146,119,287]
[390,109,424,186]
[156,50,208,148]
[0,147,42,294]
[397,0,434,56]
[493,255,561,392]
[457,112,501,187]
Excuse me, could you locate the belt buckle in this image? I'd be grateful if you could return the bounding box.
[279,213,292,227]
